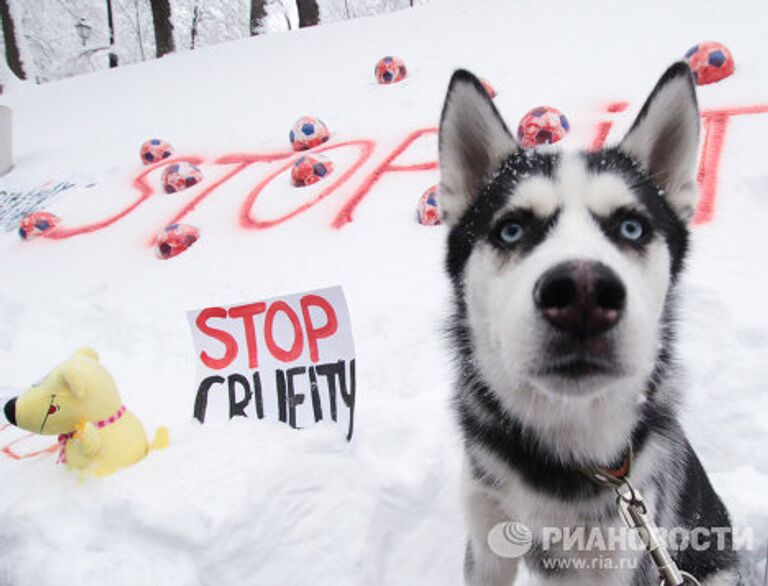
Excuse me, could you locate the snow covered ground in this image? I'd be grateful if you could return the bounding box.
[1,1,767,584]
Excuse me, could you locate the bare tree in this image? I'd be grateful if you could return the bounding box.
[296,0,319,27]
[250,0,267,35]
[150,0,175,58]
[191,1,200,48]
[116,0,150,61]
[0,0,25,79]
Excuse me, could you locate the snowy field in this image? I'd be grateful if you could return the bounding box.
[1,0,767,584]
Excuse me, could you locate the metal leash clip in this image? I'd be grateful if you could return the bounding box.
[614,480,702,586]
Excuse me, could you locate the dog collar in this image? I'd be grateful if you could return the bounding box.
[582,445,633,488]
[57,404,127,464]
[582,447,702,585]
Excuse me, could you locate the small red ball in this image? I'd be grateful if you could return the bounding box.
[416,185,441,226]
[18,211,60,240]
[162,162,203,193]
[480,78,497,99]
[684,41,734,86]
[156,224,199,259]
[375,56,407,85]
[289,116,330,151]
[517,106,570,148]
[291,154,334,187]
[140,139,174,165]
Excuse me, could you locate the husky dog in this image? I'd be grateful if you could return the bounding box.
[438,63,741,585]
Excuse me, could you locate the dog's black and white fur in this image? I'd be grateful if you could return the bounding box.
[438,63,741,585]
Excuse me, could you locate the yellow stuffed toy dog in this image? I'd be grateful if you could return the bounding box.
[3,347,168,477]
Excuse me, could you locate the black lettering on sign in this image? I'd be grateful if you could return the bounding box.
[275,369,288,423]
[228,373,252,419]
[316,359,356,440]
[341,359,356,441]
[192,360,356,440]
[308,366,322,422]
[193,375,225,423]
[315,363,338,422]
[252,371,264,419]
[286,367,306,429]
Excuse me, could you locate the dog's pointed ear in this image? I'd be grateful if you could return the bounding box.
[438,70,517,225]
[619,62,700,222]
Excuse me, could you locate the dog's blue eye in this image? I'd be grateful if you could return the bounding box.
[498,222,525,246]
[619,219,644,241]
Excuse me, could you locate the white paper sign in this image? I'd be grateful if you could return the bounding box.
[187,286,356,440]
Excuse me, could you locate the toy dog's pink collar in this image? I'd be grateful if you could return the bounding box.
[57,404,127,464]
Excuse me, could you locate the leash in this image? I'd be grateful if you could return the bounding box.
[57,404,127,464]
[583,448,701,586]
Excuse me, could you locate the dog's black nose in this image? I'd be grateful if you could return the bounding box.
[534,261,625,338]
[4,397,17,426]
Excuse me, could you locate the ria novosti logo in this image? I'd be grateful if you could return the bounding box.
[487,521,534,559]
[487,521,756,559]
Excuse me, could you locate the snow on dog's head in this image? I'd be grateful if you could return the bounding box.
[438,64,699,407]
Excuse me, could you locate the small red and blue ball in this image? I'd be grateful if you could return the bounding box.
[140,139,174,165]
[162,162,203,193]
[289,116,330,151]
[291,154,334,187]
[416,185,441,226]
[683,41,734,85]
[517,106,570,148]
[156,223,199,259]
[480,78,497,99]
[375,56,407,85]
[18,211,60,240]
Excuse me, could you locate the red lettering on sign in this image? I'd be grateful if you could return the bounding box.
[228,302,267,369]
[196,307,239,370]
[301,294,338,363]
[264,301,304,362]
